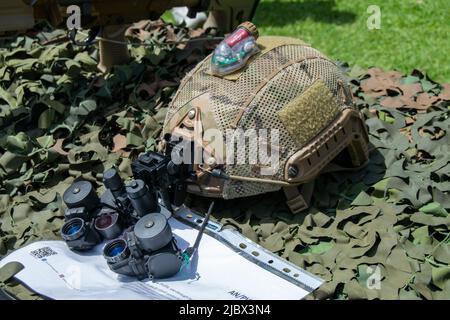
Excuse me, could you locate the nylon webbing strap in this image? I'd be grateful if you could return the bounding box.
[321,162,368,174]
[283,180,315,213]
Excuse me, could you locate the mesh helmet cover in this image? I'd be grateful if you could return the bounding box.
[163,36,369,202]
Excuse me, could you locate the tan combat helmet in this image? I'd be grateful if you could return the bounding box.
[161,23,369,213]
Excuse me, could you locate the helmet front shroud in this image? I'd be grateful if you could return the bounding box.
[162,36,369,213]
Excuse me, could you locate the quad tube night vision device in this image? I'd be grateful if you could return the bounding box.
[60,151,215,279]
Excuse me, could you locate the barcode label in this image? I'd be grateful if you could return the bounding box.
[30,246,58,259]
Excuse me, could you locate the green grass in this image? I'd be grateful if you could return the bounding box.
[165,0,449,82]
[253,0,450,82]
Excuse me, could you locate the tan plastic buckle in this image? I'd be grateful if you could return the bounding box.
[283,181,315,213]
[285,191,308,214]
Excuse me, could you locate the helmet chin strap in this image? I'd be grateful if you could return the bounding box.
[283,181,315,214]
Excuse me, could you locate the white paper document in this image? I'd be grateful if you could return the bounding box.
[0,218,322,300]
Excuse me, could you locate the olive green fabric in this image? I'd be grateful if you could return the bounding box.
[277,80,341,147]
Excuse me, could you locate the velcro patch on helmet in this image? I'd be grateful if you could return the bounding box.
[257,36,309,51]
[277,80,341,147]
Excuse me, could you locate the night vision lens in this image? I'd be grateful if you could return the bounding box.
[95,214,113,229]
[103,239,129,263]
[94,212,122,240]
[61,218,85,241]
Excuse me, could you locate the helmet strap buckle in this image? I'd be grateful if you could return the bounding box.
[283,180,315,214]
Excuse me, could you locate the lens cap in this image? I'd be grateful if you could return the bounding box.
[134,213,172,252]
[63,181,99,211]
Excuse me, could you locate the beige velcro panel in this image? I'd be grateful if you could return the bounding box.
[277,80,341,147]
[257,36,309,53]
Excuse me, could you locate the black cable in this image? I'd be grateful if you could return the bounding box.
[183,201,215,259]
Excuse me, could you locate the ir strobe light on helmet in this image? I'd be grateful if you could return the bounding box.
[103,239,130,264]
[61,218,85,241]
[211,21,259,76]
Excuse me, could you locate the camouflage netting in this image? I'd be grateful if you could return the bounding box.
[0,23,449,300]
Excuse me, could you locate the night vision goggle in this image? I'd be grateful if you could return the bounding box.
[60,149,214,280]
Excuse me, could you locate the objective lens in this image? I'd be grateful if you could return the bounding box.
[95,214,113,229]
[94,212,122,240]
[103,239,129,264]
[61,218,85,241]
[109,245,124,257]
[67,224,81,235]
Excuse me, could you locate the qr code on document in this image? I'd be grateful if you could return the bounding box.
[30,246,58,259]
